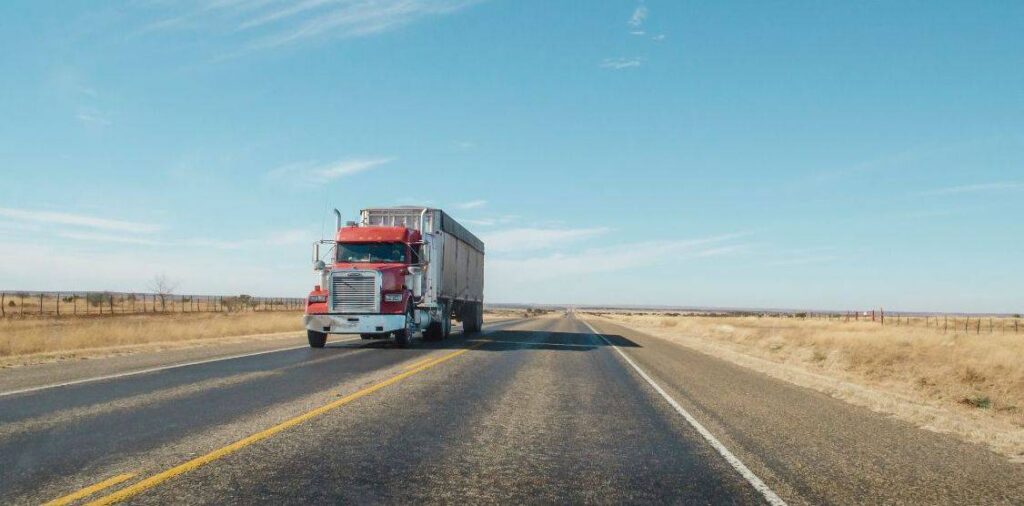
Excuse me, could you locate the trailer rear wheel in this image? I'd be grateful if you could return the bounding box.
[307,330,327,348]
[464,303,483,334]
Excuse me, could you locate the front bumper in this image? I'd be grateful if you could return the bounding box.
[304,314,405,334]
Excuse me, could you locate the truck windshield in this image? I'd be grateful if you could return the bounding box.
[336,243,407,263]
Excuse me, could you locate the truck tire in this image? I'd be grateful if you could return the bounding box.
[360,333,374,340]
[307,330,327,348]
[394,302,416,348]
[423,302,447,341]
[464,303,483,334]
[441,309,451,339]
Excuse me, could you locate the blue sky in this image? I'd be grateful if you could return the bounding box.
[1,1,1022,313]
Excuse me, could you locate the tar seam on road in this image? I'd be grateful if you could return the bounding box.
[64,320,525,505]
[1,320,527,399]
[0,337,360,398]
[41,473,135,506]
[77,341,487,506]
[580,319,789,506]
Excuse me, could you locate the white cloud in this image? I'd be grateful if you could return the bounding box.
[0,208,161,234]
[267,157,395,184]
[487,233,748,283]
[481,227,611,253]
[920,181,1023,196]
[76,107,111,127]
[140,0,488,54]
[628,5,648,28]
[57,232,162,246]
[454,199,487,210]
[600,57,643,70]
[652,34,665,41]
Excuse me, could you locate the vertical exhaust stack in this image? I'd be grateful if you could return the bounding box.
[334,209,342,231]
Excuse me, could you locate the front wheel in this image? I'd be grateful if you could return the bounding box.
[394,302,417,348]
[307,330,327,348]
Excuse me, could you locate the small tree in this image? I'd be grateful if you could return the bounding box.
[149,274,179,312]
[86,293,106,307]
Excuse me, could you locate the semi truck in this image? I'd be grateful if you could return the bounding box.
[304,206,485,348]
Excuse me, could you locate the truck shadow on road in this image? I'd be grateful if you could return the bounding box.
[333,330,640,351]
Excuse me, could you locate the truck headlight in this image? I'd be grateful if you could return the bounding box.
[384,293,404,303]
[308,295,327,303]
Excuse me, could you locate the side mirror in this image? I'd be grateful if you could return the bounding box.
[314,260,326,271]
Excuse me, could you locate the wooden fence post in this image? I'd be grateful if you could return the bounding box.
[1,292,4,318]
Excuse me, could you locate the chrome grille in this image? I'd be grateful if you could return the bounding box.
[330,271,379,313]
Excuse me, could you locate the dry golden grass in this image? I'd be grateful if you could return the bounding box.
[589,312,1024,461]
[0,312,304,358]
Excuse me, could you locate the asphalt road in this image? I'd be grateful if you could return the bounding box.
[1,315,1022,505]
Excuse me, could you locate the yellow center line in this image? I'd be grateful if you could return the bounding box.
[81,342,486,506]
[43,473,135,506]
[402,356,439,370]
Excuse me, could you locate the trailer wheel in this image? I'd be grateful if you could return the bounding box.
[464,303,483,334]
[307,330,327,348]
[360,333,374,340]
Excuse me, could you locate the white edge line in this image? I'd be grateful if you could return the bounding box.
[0,318,527,398]
[0,338,351,398]
[581,318,788,506]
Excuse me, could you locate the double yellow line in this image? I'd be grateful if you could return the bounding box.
[46,344,482,506]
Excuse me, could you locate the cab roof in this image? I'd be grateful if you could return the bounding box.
[336,226,421,243]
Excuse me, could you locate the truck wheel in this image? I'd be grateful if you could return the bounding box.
[423,302,446,341]
[394,302,416,348]
[360,333,374,340]
[464,303,483,334]
[307,330,327,348]
[441,309,451,339]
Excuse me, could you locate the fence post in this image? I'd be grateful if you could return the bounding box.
[56,293,60,316]
[39,293,44,315]
[1,292,4,318]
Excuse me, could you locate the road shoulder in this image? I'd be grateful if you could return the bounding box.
[584,315,1024,505]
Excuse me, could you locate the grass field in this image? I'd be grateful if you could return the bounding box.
[0,309,518,364]
[588,312,1024,460]
[0,312,306,359]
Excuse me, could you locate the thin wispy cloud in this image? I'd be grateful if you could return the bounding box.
[57,231,163,246]
[919,181,1023,196]
[628,5,648,28]
[139,0,488,55]
[0,208,160,234]
[601,57,642,70]
[454,199,487,210]
[482,227,611,253]
[488,233,749,282]
[267,157,395,184]
[76,107,111,127]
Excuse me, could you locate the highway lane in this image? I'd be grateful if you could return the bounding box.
[2,314,1021,504]
[1,316,767,505]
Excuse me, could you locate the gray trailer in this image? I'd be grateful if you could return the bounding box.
[360,207,485,333]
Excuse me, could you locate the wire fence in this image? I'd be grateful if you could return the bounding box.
[590,309,1023,335]
[0,291,304,319]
